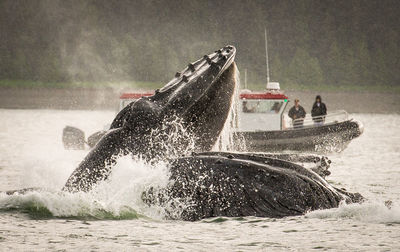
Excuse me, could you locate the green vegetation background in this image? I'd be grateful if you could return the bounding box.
[0,0,399,92]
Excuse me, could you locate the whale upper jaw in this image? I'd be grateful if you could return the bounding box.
[150,45,237,113]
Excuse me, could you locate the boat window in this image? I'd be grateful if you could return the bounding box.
[242,100,283,113]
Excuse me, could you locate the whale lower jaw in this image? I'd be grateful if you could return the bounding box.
[142,152,363,221]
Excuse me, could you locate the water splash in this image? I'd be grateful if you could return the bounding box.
[214,64,245,151]
[0,156,172,220]
[306,200,400,224]
[149,115,196,160]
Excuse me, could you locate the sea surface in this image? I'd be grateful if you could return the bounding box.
[0,109,399,251]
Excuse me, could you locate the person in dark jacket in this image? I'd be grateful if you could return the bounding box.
[288,98,306,128]
[311,95,327,125]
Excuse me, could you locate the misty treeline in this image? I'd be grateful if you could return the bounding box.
[0,0,399,88]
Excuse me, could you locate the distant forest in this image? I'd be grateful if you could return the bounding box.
[0,0,399,88]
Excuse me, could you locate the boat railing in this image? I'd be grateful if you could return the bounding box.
[288,110,349,129]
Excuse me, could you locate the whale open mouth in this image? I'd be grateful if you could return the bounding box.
[63,45,238,192]
[110,45,238,151]
[153,45,238,150]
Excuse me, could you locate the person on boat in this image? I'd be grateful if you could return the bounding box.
[311,95,327,126]
[271,102,282,113]
[288,98,306,128]
[242,100,256,113]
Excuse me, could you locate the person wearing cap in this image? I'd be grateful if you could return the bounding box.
[311,95,327,126]
[288,98,306,128]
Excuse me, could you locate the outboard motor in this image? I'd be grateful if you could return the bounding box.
[87,130,107,148]
[62,126,85,150]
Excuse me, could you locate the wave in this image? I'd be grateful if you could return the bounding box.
[0,190,141,220]
[306,201,400,224]
[0,156,171,220]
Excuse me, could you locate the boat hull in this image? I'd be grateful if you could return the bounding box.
[235,119,363,153]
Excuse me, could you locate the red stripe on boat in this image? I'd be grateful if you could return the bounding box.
[240,93,288,100]
[120,93,154,99]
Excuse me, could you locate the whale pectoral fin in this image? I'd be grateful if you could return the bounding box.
[62,126,85,150]
[63,127,129,193]
[87,130,107,148]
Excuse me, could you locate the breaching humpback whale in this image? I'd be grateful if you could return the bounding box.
[63,46,238,192]
[4,45,363,220]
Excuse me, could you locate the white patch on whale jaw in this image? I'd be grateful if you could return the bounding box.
[213,63,245,152]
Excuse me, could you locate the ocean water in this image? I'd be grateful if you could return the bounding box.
[0,109,399,251]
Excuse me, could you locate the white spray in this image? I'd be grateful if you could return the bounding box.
[213,64,245,152]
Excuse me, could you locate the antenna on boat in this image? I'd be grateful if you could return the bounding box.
[264,27,270,84]
[244,68,248,89]
[264,28,280,91]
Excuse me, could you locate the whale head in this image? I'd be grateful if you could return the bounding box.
[64,45,238,192]
[111,45,238,153]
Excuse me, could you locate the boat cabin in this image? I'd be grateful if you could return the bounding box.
[238,82,289,131]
